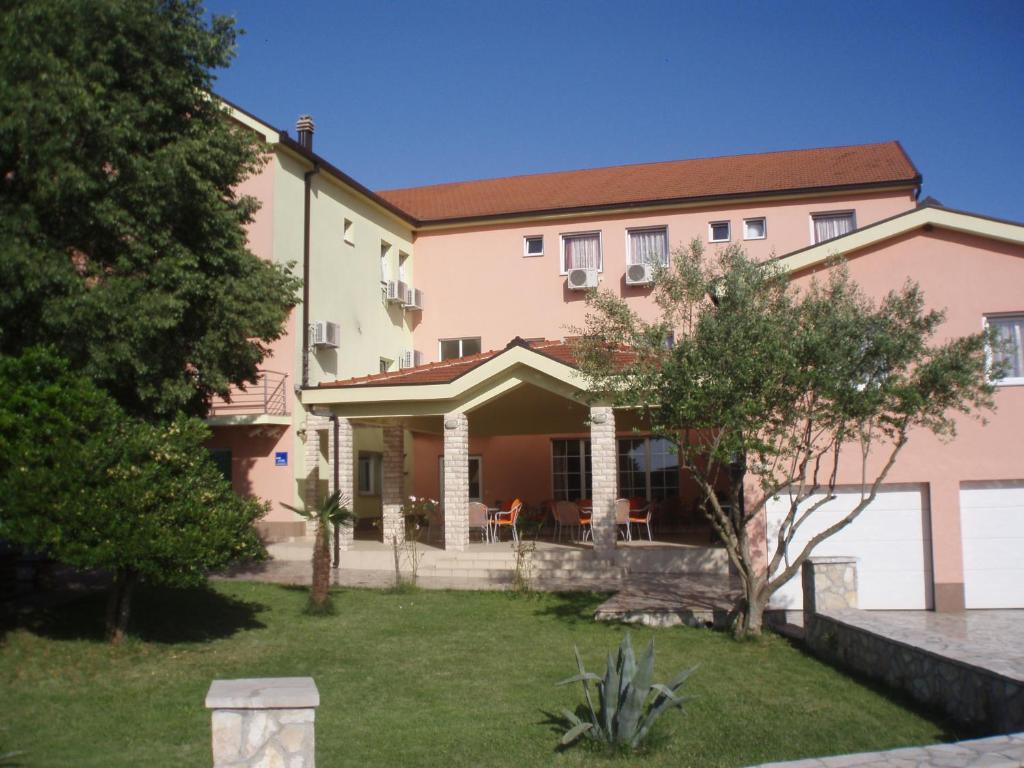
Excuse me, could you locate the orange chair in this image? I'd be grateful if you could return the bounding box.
[493,498,523,543]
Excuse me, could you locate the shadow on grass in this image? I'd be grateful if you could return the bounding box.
[4,584,267,645]
[531,591,611,625]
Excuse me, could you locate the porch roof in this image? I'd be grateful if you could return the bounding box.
[301,337,635,423]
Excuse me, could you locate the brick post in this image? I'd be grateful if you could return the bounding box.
[206,677,319,768]
[381,426,405,545]
[589,406,617,558]
[302,414,331,537]
[443,413,469,551]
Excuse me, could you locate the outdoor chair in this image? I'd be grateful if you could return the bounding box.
[492,498,522,543]
[615,498,632,541]
[467,501,491,543]
[628,497,654,541]
[553,500,581,543]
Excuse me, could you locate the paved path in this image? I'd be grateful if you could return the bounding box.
[749,732,1024,767]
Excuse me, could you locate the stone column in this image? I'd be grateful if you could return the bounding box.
[802,556,858,625]
[589,406,617,558]
[303,414,331,537]
[206,677,319,768]
[334,418,354,552]
[381,425,405,545]
[443,412,469,551]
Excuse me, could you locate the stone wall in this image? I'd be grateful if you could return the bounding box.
[589,406,617,558]
[381,425,405,545]
[801,559,1024,734]
[206,677,318,768]
[442,413,469,551]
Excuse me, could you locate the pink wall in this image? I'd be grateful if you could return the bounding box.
[789,228,1024,602]
[411,190,914,359]
[207,424,295,523]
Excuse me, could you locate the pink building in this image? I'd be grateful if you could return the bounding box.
[211,103,1024,613]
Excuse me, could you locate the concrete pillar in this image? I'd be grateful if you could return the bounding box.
[443,412,469,551]
[802,556,858,626]
[381,425,405,545]
[928,478,966,612]
[334,418,354,552]
[589,406,617,558]
[206,677,319,768]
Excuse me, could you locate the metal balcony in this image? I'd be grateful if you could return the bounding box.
[208,370,289,417]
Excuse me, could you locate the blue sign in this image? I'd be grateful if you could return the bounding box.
[274,451,288,467]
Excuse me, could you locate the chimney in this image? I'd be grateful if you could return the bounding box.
[296,114,314,150]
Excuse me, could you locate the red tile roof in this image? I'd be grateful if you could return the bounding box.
[377,142,920,224]
[318,338,636,389]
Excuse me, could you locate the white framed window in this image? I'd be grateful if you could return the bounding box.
[627,226,669,266]
[358,453,381,496]
[551,439,593,501]
[398,251,409,283]
[560,231,602,274]
[439,455,483,502]
[743,217,766,240]
[811,211,855,244]
[380,241,392,283]
[708,221,731,243]
[343,218,354,245]
[439,337,482,361]
[617,437,680,501]
[523,235,544,257]
[379,357,392,373]
[986,314,1024,385]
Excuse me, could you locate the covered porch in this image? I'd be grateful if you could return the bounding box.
[300,338,720,559]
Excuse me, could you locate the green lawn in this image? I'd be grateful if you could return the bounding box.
[1,582,955,767]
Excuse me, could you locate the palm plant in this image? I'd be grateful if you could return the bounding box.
[556,634,695,750]
[282,491,356,612]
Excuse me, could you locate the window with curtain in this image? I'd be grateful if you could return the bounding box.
[988,315,1024,382]
[628,227,668,266]
[812,212,855,243]
[562,232,602,272]
[552,439,592,500]
[616,437,680,501]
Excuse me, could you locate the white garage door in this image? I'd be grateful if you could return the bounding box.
[766,485,933,610]
[960,481,1024,609]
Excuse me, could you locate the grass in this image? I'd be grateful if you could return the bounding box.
[0,581,957,767]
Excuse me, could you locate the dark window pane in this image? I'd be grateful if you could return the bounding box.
[209,448,232,484]
[440,339,461,360]
[462,338,482,357]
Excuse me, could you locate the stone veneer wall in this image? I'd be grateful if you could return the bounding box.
[206,677,318,768]
[380,425,406,545]
[442,413,469,551]
[589,406,617,558]
[802,559,1024,734]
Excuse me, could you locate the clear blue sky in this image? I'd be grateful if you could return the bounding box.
[205,0,1024,220]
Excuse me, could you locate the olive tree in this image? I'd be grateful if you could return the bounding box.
[574,241,997,637]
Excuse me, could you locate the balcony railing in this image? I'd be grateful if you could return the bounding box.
[208,370,289,417]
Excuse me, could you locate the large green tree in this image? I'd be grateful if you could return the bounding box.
[0,0,299,420]
[0,349,267,643]
[575,242,996,637]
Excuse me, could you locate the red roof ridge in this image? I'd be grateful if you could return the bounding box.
[376,141,909,196]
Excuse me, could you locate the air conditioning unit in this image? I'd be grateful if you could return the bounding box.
[398,349,423,369]
[311,320,340,348]
[567,267,599,291]
[625,262,655,286]
[403,287,424,311]
[386,280,407,303]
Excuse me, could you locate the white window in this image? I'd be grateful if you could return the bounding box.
[439,455,483,501]
[627,227,669,266]
[343,218,354,245]
[439,337,482,361]
[561,232,602,274]
[987,314,1024,384]
[380,241,392,283]
[398,251,409,283]
[552,439,592,501]
[358,453,381,496]
[379,357,392,373]
[812,211,855,244]
[743,217,766,240]
[524,235,544,257]
[708,221,731,243]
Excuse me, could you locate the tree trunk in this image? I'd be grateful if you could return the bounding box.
[310,521,331,608]
[734,574,769,638]
[105,568,138,644]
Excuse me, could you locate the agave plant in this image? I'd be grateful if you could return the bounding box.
[282,491,356,612]
[556,633,695,750]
